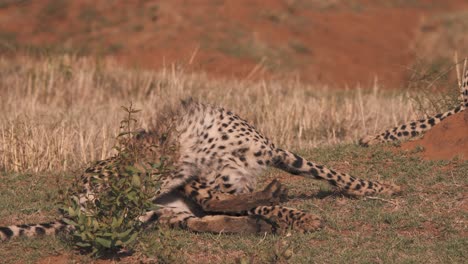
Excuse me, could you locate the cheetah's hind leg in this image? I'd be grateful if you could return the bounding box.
[183,178,288,213]
[140,207,275,234]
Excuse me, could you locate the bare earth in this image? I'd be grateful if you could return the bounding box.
[1,0,468,87]
[401,111,468,160]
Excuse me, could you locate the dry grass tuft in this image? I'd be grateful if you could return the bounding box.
[0,55,424,172]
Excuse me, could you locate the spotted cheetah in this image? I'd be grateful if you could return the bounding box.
[359,69,468,146]
[1,99,400,241]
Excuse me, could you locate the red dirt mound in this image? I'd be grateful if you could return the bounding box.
[400,111,468,160]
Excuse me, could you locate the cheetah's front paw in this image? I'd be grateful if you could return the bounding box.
[376,181,401,196]
[358,135,382,147]
[343,181,402,197]
[290,213,323,233]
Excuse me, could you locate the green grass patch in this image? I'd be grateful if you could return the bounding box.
[0,144,467,263]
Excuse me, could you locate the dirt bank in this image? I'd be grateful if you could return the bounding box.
[400,111,468,160]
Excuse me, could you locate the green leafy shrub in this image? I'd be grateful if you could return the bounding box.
[61,102,175,257]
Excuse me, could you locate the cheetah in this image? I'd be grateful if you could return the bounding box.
[1,99,400,241]
[359,69,468,146]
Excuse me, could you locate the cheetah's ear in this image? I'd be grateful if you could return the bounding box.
[181,97,195,108]
[134,128,148,140]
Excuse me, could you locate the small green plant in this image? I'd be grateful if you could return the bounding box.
[61,102,170,257]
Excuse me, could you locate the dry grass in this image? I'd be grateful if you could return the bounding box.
[0,55,425,173]
[0,54,466,263]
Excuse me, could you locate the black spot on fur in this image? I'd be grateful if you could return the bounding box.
[239,147,249,153]
[35,227,46,235]
[292,154,303,168]
[309,168,320,179]
[328,179,337,186]
[190,190,199,197]
[254,151,262,157]
[41,223,52,229]
[0,227,13,238]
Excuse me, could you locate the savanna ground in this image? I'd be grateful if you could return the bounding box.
[0,56,466,263]
[0,0,468,263]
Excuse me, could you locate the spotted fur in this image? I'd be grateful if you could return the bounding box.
[359,69,468,146]
[1,99,400,241]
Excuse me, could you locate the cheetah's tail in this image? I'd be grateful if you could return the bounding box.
[359,68,468,147]
[0,220,71,242]
[358,104,466,147]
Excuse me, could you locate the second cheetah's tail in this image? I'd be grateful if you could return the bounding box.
[359,69,468,147]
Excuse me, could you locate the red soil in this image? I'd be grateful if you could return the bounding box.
[400,111,468,160]
[1,0,468,87]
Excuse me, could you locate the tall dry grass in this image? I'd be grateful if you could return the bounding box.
[0,55,423,173]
